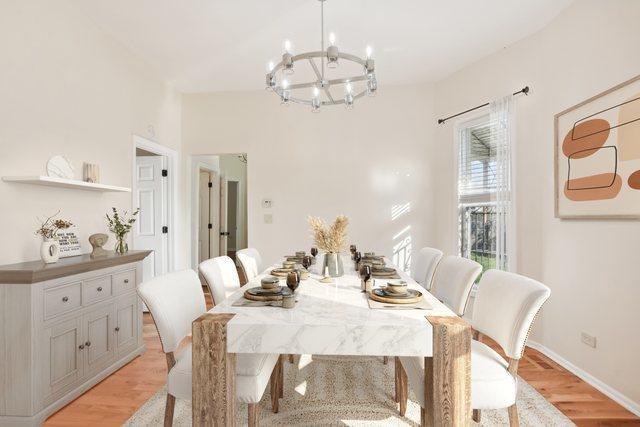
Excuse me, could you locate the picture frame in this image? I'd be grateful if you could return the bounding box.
[57,231,82,258]
[554,74,640,219]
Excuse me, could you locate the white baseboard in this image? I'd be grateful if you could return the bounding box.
[526,340,640,417]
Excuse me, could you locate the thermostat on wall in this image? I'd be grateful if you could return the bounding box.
[262,198,273,209]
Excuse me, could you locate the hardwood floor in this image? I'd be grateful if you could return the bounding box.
[45,296,639,426]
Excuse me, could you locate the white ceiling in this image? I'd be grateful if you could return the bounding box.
[73,0,573,93]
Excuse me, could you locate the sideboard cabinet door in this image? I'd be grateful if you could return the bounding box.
[115,294,140,357]
[83,304,116,377]
[38,317,85,402]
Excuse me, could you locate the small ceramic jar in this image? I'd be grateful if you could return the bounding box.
[282,293,295,308]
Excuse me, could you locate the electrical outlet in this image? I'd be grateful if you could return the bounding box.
[264,213,273,224]
[581,332,597,348]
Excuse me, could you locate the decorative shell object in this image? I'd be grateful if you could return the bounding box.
[47,155,74,179]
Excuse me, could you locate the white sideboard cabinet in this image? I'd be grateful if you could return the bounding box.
[0,251,151,426]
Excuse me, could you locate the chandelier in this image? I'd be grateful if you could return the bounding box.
[265,0,377,112]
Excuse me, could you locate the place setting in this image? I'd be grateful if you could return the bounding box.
[232,251,315,308]
[355,260,432,310]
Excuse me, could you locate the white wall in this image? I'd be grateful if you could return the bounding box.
[433,0,640,411]
[182,84,437,267]
[0,0,183,265]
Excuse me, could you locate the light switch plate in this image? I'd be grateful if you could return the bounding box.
[264,213,273,224]
[262,199,273,209]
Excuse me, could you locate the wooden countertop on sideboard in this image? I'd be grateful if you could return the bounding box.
[0,250,152,284]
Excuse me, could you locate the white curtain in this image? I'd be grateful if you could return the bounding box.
[489,95,515,271]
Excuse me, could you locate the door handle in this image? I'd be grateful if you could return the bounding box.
[115,326,120,332]
[85,341,91,347]
[78,344,84,350]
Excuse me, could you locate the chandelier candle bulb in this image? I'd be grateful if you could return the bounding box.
[283,39,293,54]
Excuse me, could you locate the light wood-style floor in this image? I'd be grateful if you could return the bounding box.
[45,291,639,427]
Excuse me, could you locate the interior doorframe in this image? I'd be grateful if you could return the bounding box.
[131,134,178,272]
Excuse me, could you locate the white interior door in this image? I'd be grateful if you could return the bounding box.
[219,176,228,256]
[198,171,211,263]
[134,156,167,281]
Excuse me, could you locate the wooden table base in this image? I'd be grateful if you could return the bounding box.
[192,313,236,426]
[424,316,471,427]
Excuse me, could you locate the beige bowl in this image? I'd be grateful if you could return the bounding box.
[261,276,280,290]
[282,261,295,269]
[386,280,408,295]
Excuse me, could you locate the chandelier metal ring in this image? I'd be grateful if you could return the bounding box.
[264,0,377,111]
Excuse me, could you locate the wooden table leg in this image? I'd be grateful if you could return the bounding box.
[192,313,236,426]
[424,316,471,427]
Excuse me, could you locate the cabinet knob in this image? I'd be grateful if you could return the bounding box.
[115,326,120,332]
[62,296,69,302]
[78,344,84,350]
[85,341,91,347]
[124,279,129,284]
[97,286,103,292]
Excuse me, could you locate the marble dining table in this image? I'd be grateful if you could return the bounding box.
[191,255,472,426]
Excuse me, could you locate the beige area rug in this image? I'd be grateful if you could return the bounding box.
[125,355,574,426]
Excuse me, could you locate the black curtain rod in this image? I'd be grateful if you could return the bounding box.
[437,86,530,124]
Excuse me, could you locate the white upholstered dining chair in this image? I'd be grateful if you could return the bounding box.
[411,247,443,289]
[237,248,263,282]
[430,255,482,316]
[137,269,282,426]
[397,269,551,426]
[199,255,241,305]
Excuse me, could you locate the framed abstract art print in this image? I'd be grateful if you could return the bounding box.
[555,74,640,219]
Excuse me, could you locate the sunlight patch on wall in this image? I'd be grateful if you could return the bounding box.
[392,225,412,272]
[391,202,411,221]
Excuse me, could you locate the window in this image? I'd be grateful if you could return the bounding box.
[456,111,513,278]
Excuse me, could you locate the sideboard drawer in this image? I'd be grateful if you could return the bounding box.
[44,282,82,319]
[113,269,136,295]
[83,275,112,306]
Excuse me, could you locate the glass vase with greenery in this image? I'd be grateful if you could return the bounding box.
[106,208,139,254]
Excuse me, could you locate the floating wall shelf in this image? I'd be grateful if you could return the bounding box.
[2,176,131,193]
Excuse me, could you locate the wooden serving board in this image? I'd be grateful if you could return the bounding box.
[369,288,423,304]
[244,286,289,302]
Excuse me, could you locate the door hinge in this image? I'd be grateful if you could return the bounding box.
[207,223,212,229]
[162,169,168,177]
[162,226,168,233]
[219,231,229,236]
[208,182,212,188]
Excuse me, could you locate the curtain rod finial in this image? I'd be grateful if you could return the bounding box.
[523,86,530,95]
[437,118,445,124]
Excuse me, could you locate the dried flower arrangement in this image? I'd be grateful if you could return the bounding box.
[308,215,349,253]
[34,211,73,240]
[106,207,139,254]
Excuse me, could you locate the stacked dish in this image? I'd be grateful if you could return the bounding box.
[369,280,423,304]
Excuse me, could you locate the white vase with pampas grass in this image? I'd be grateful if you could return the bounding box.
[308,215,348,277]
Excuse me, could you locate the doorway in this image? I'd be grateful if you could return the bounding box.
[226,180,240,258]
[190,154,247,269]
[131,135,177,283]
